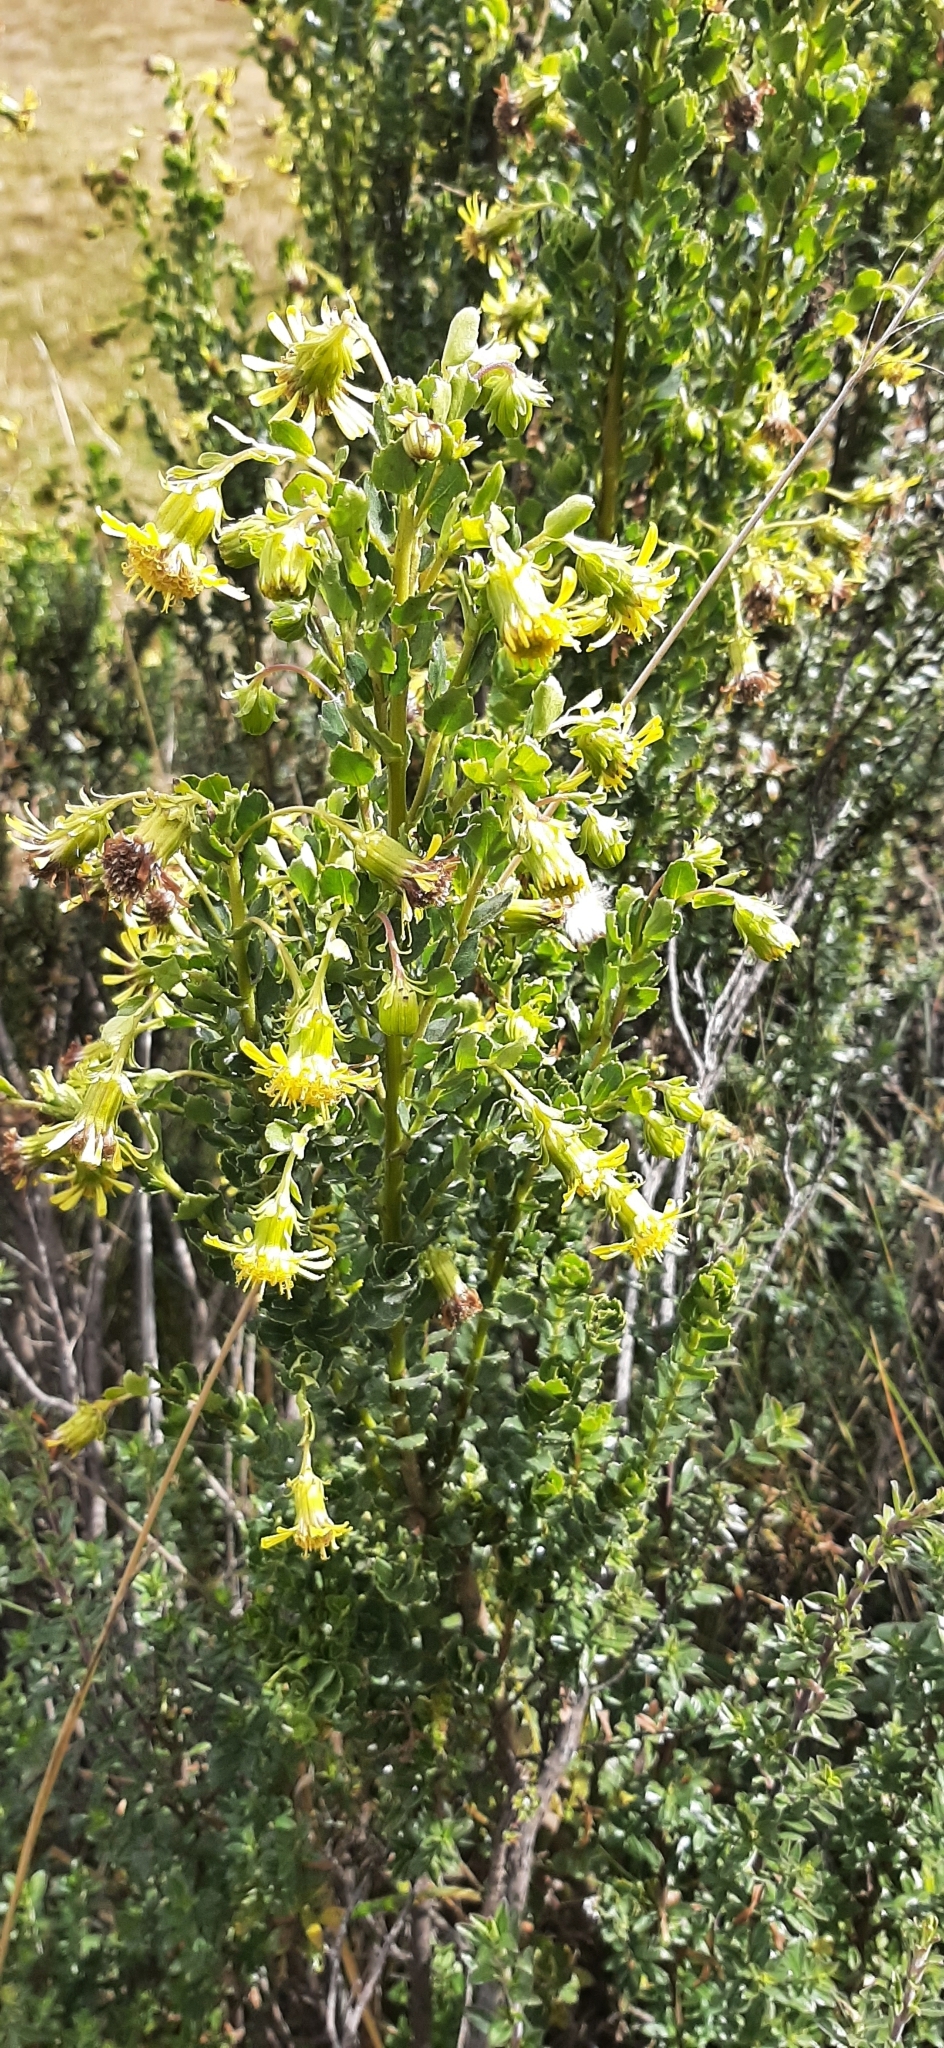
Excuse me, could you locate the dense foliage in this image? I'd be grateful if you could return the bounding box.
[2,3,944,2044]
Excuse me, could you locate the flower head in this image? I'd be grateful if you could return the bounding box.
[47,1398,115,1455]
[205,1170,337,1297]
[481,274,550,360]
[261,1442,351,1557]
[568,705,663,794]
[722,627,779,708]
[487,536,600,671]
[243,301,377,441]
[470,343,550,437]
[512,798,590,899]
[457,195,539,274]
[10,795,115,874]
[731,894,799,962]
[562,883,611,949]
[425,1245,483,1328]
[132,787,205,863]
[506,1075,681,1267]
[101,835,160,901]
[240,995,376,1115]
[99,512,244,612]
[565,524,675,645]
[336,823,458,908]
[577,807,626,870]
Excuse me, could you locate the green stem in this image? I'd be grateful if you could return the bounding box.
[387,499,419,839]
[227,859,257,1038]
[382,1031,405,1245]
[407,730,443,828]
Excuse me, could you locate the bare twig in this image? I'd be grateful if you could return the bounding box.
[627,242,944,702]
[0,1287,259,1986]
[0,1323,72,1417]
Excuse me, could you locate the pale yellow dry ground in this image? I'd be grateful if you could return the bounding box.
[0,0,292,510]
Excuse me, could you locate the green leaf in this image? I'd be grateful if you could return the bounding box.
[267,417,315,457]
[442,305,480,368]
[371,442,418,496]
[330,743,376,787]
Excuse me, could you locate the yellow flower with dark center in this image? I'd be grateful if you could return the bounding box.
[243,301,377,441]
[487,537,601,670]
[511,798,590,900]
[261,1444,351,1558]
[98,512,245,612]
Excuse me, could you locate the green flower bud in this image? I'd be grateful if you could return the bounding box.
[257,519,315,599]
[643,1112,686,1159]
[577,807,626,870]
[225,672,280,736]
[662,1078,705,1124]
[156,479,224,548]
[732,894,799,962]
[377,971,420,1036]
[688,836,724,875]
[530,675,565,738]
[402,414,443,462]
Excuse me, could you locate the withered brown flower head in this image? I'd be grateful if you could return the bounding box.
[724,83,773,147]
[402,856,459,909]
[142,881,181,927]
[102,834,159,901]
[494,75,526,140]
[722,666,781,709]
[0,1126,29,1187]
[439,1281,484,1329]
[743,570,786,628]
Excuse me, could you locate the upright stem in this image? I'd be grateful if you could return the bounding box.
[382,1032,405,1246]
[598,301,628,542]
[387,499,418,840]
[227,859,257,1037]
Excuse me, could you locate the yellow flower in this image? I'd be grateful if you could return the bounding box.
[511,797,590,899]
[241,994,377,1116]
[47,1399,114,1455]
[481,274,550,360]
[602,1181,681,1265]
[205,1170,337,1297]
[565,524,675,645]
[243,301,377,441]
[9,795,116,873]
[506,1075,681,1268]
[99,511,245,612]
[457,195,540,274]
[261,1444,351,1557]
[569,705,663,794]
[487,536,601,670]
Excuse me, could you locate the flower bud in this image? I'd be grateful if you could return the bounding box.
[688,836,724,875]
[643,1112,686,1160]
[377,971,420,1037]
[663,1078,705,1124]
[155,480,223,548]
[402,414,443,462]
[225,671,280,736]
[731,894,799,962]
[577,807,626,869]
